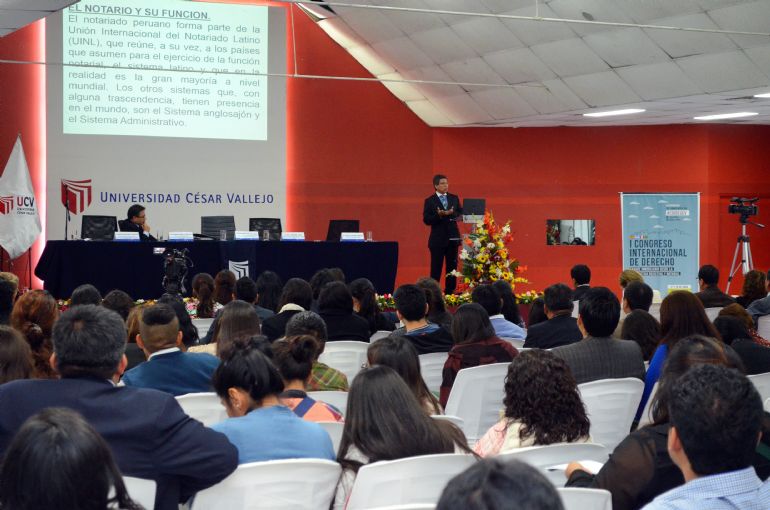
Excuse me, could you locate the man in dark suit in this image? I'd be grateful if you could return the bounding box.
[694,264,736,308]
[524,283,582,349]
[423,174,463,294]
[118,203,156,241]
[121,304,220,396]
[570,264,591,301]
[0,305,237,510]
[552,287,645,384]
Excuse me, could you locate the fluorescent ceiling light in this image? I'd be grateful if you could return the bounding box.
[583,108,646,118]
[754,93,770,98]
[693,112,758,121]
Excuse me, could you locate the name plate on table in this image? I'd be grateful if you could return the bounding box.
[340,232,365,242]
[113,232,140,242]
[281,232,305,241]
[234,231,260,240]
[168,231,194,242]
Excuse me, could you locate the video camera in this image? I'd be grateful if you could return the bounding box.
[728,197,759,223]
[162,248,193,296]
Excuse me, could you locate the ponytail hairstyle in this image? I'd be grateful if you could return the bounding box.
[192,273,216,319]
[272,335,319,382]
[10,290,58,379]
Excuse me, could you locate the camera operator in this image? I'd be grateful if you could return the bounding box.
[118,204,156,241]
[163,248,191,296]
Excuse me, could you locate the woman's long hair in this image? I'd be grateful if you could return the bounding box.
[338,366,469,472]
[256,271,283,312]
[0,326,33,384]
[503,350,590,444]
[493,280,523,326]
[659,291,720,349]
[349,278,380,330]
[451,303,495,345]
[416,277,451,327]
[367,336,441,414]
[212,300,261,357]
[740,270,767,306]
[192,273,216,319]
[620,310,660,361]
[213,270,237,306]
[10,290,58,379]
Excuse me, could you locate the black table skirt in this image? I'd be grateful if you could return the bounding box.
[35,240,399,299]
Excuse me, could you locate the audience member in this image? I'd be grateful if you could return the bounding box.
[10,289,58,379]
[492,279,525,328]
[620,310,661,361]
[694,264,735,308]
[349,278,395,334]
[566,335,770,510]
[527,297,547,327]
[211,342,334,464]
[100,289,134,321]
[0,326,32,384]
[524,283,582,349]
[201,276,272,343]
[475,349,590,456]
[262,277,313,341]
[471,284,525,339]
[334,366,469,509]
[636,291,721,421]
[570,264,591,301]
[437,458,565,510]
[157,294,200,348]
[552,287,644,384]
[69,284,102,307]
[213,269,237,306]
[256,270,283,313]
[318,281,372,342]
[619,269,644,289]
[0,305,238,510]
[191,300,261,356]
[0,272,19,295]
[124,306,147,370]
[190,272,218,318]
[719,303,770,347]
[440,303,518,407]
[236,276,275,320]
[285,311,349,391]
[309,268,337,311]
[0,278,16,326]
[737,269,767,309]
[713,315,770,375]
[121,304,219,396]
[368,335,441,414]
[641,365,768,509]
[747,270,770,322]
[273,335,343,422]
[615,280,655,336]
[393,284,453,354]
[417,277,453,330]
[0,408,142,510]
[329,267,347,283]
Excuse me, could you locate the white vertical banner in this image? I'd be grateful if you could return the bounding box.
[0,137,42,259]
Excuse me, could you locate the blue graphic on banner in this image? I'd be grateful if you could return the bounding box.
[621,193,700,298]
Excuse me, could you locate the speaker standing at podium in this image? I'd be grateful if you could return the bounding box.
[118,204,156,241]
[423,174,462,294]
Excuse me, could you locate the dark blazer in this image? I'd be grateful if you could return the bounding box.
[423,193,462,248]
[523,313,583,349]
[695,285,736,308]
[262,309,303,341]
[319,309,371,342]
[571,285,591,301]
[0,377,237,510]
[117,219,156,241]
[121,349,220,396]
[404,325,454,355]
[551,336,645,384]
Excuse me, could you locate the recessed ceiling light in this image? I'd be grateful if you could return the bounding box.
[583,109,646,118]
[754,93,770,98]
[693,112,758,121]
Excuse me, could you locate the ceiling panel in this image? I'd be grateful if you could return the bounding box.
[450,17,522,55]
[483,47,557,85]
[410,25,477,65]
[584,27,671,67]
[530,38,610,77]
[616,61,703,100]
[677,50,768,92]
[563,70,642,107]
[644,13,737,58]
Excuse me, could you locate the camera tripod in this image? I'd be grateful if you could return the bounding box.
[726,220,765,294]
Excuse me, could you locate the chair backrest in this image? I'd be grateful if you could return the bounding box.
[419,352,449,395]
[81,215,117,240]
[192,318,214,338]
[370,330,392,342]
[757,316,770,340]
[704,307,722,322]
[578,378,644,451]
[571,301,579,318]
[558,488,612,510]
[123,477,157,509]
[500,337,525,350]
[191,459,341,510]
[201,216,236,240]
[431,414,465,435]
[317,421,344,454]
[637,381,659,428]
[765,397,770,412]
[444,363,510,445]
[748,372,770,402]
[249,217,282,240]
[318,341,370,383]
[326,219,359,241]
[497,443,609,487]
[306,391,348,416]
[366,506,436,510]
[648,302,661,321]
[345,454,477,510]
[175,392,227,426]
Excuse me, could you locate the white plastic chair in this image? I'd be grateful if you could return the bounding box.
[765,398,770,412]
[306,390,348,415]
[758,316,770,341]
[317,421,344,454]
[431,415,466,436]
[192,318,214,338]
[497,443,609,487]
[345,454,477,510]
[500,337,525,350]
[572,300,580,318]
[175,392,227,427]
[648,303,661,321]
[419,352,449,394]
[318,341,370,383]
[366,506,435,510]
[444,363,509,445]
[191,459,341,510]
[748,372,770,402]
[558,488,612,510]
[123,477,156,509]
[637,381,659,428]
[370,330,392,342]
[704,307,722,322]
[578,378,644,451]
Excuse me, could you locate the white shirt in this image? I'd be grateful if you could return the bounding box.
[148,346,181,360]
